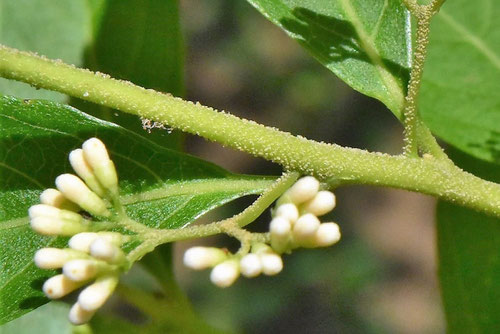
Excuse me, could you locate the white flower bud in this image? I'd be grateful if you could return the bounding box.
[301,191,336,216]
[69,232,123,253]
[284,176,320,204]
[90,238,124,264]
[260,253,283,276]
[69,149,106,197]
[240,254,262,278]
[69,302,96,325]
[55,174,110,217]
[313,223,341,247]
[183,247,227,270]
[43,274,84,299]
[30,217,86,236]
[40,188,79,211]
[29,204,82,222]
[293,214,320,242]
[63,259,105,281]
[269,217,291,254]
[34,248,87,269]
[78,275,119,311]
[82,138,118,195]
[274,203,299,223]
[210,259,240,288]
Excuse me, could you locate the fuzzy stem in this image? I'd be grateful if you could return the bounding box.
[0,46,499,218]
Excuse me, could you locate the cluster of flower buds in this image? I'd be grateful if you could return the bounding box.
[270,176,340,253]
[183,243,283,288]
[183,176,340,288]
[29,138,126,325]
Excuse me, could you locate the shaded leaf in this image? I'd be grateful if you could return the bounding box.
[246,0,411,116]
[0,0,88,101]
[437,148,500,332]
[420,0,500,164]
[0,95,274,323]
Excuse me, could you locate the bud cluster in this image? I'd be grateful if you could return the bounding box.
[270,176,340,253]
[183,176,341,288]
[183,243,283,288]
[29,138,125,325]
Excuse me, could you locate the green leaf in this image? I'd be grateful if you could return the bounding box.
[420,0,500,164]
[437,148,500,332]
[0,0,89,101]
[72,0,185,149]
[0,302,72,334]
[246,0,411,116]
[0,95,274,324]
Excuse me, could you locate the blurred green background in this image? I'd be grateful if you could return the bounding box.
[0,0,445,333]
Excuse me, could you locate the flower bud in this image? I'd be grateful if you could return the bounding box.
[240,254,262,278]
[39,188,79,211]
[90,238,124,264]
[78,275,119,311]
[313,223,341,247]
[69,232,123,253]
[82,138,118,195]
[30,217,87,236]
[55,174,110,217]
[274,203,299,223]
[260,253,283,276]
[69,149,106,196]
[301,191,336,216]
[292,214,320,242]
[183,247,227,270]
[210,259,240,288]
[69,302,96,325]
[34,248,87,269]
[63,259,107,281]
[284,176,319,204]
[43,274,84,299]
[29,204,82,222]
[269,217,291,254]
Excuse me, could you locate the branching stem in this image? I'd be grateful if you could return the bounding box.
[402,0,446,156]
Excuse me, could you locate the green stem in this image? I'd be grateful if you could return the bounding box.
[0,46,499,218]
[126,172,298,262]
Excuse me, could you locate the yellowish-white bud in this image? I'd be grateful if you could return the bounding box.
[82,138,118,195]
[90,238,124,264]
[34,248,87,269]
[69,149,106,197]
[313,223,341,247]
[69,302,96,325]
[39,188,79,211]
[55,174,110,217]
[292,214,320,242]
[43,274,84,299]
[260,253,283,276]
[240,254,262,278]
[274,203,299,223]
[69,232,123,253]
[301,191,336,216]
[284,176,319,204]
[30,217,87,236]
[210,259,240,288]
[269,217,291,254]
[63,259,106,281]
[29,204,82,222]
[78,275,119,311]
[183,247,227,270]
